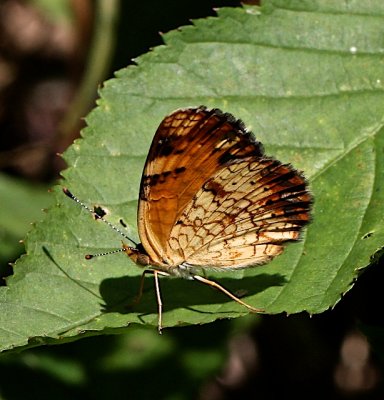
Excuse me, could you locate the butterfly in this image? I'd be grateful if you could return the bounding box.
[64,106,312,332]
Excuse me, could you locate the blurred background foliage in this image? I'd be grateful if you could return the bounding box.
[0,0,383,399]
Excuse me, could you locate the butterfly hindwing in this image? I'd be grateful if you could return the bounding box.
[168,157,311,268]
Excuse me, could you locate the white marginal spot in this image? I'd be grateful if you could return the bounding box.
[349,46,357,54]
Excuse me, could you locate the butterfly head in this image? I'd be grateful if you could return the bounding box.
[122,242,152,267]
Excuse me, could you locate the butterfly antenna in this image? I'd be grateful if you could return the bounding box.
[63,187,138,250]
[85,248,126,259]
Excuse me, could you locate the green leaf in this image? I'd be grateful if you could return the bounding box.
[2,0,384,352]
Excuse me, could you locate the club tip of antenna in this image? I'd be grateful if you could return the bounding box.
[85,254,93,260]
[63,187,72,197]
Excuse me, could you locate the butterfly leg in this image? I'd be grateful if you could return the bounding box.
[192,275,264,313]
[153,270,171,334]
[130,269,169,334]
[129,269,152,308]
[153,270,164,334]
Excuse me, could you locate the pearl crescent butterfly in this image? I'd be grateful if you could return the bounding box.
[64,106,312,332]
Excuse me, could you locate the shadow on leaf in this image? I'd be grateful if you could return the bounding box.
[99,272,287,318]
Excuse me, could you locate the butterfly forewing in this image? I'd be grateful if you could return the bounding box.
[138,106,264,265]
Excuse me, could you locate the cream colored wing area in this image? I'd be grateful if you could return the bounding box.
[188,242,284,268]
[167,157,311,268]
